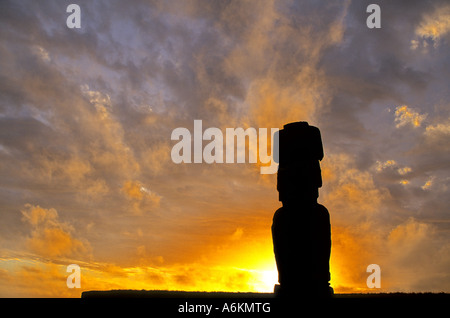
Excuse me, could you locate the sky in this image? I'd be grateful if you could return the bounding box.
[0,0,449,297]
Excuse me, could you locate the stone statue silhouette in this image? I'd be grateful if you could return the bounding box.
[272,122,332,298]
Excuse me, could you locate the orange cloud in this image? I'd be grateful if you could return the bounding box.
[321,153,390,220]
[415,4,450,47]
[21,204,91,258]
[425,120,450,140]
[122,180,145,200]
[394,105,427,128]
[319,154,394,292]
[375,159,397,172]
[121,180,161,215]
[329,226,377,292]
[246,76,321,130]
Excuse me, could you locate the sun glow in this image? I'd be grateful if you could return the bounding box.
[256,268,279,292]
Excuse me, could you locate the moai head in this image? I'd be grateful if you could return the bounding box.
[276,122,324,204]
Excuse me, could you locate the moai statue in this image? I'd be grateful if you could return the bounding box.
[272,122,332,298]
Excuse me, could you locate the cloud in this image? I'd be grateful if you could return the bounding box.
[394,105,427,128]
[397,166,412,175]
[388,217,430,247]
[122,180,146,200]
[321,153,391,224]
[414,3,450,48]
[121,180,161,215]
[329,225,380,292]
[21,204,91,259]
[375,160,397,172]
[237,1,347,129]
[421,177,434,190]
[0,260,78,297]
[31,45,51,62]
[386,217,450,291]
[425,120,450,140]
[320,152,450,292]
[230,227,244,241]
[374,160,413,179]
[330,214,450,293]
